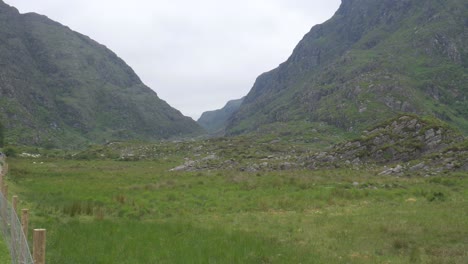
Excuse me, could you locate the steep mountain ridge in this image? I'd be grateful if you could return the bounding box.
[197,97,244,134]
[0,1,203,147]
[227,0,467,136]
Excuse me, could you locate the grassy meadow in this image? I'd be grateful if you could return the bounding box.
[0,239,9,263]
[1,156,467,263]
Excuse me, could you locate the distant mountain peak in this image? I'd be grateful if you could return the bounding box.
[198,97,245,135]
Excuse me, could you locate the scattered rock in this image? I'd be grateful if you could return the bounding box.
[170,160,196,171]
[409,162,426,171]
[19,152,41,158]
[307,115,464,170]
[379,164,404,175]
[202,154,217,161]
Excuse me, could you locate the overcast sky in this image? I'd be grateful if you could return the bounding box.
[5,0,341,120]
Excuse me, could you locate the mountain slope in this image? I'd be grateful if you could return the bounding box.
[0,1,203,147]
[198,97,244,134]
[227,0,468,136]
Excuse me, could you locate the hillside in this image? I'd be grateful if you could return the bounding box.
[0,1,203,147]
[307,115,467,172]
[197,97,244,134]
[227,0,468,137]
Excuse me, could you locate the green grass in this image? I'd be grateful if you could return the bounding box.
[3,158,468,263]
[0,238,10,263]
[44,220,324,264]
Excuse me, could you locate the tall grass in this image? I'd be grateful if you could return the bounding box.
[0,238,10,263]
[5,158,468,263]
[41,220,323,264]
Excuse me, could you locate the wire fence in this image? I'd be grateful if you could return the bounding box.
[0,157,34,264]
[0,192,34,264]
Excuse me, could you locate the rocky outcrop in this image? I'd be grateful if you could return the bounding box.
[334,115,461,163]
[307,115,467,173]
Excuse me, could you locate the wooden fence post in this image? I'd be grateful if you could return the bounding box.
[20,209,29,264]
[10,199,18,263]
[33,229,46,264]
[21,209,29,239]
[12,195,18,212]
[0,174,3,195]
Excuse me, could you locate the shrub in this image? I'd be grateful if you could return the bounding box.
[4,147,17,157]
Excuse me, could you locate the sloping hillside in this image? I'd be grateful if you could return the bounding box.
[198,97,244,134]
[0,1,203,147]
[227,0,467,137]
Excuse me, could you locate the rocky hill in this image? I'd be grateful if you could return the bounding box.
[197,97,244,134]
[0,1,203,147]
[76,114,466,174]
[226,0,468,137]
[307,115,465,169]
[184,115,467,173]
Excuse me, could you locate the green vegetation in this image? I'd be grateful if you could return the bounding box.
[227,0,468,137]
[0,239,9,264]
[4,156,467,263]
[198,97,244,134]
[0,1,202,148]
[1,0,467,262]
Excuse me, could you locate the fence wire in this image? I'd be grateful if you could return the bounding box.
[0,159,34,264]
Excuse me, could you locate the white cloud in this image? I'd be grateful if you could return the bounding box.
[5,0,341,119]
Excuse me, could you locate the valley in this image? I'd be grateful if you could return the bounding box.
[0,0,466,262]
[2,114,467,263]
[3,147,467,263]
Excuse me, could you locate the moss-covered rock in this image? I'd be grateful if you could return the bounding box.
[307,115,467,172]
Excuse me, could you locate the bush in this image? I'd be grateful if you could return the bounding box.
[4,147,17,157]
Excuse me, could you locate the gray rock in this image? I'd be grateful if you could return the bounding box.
[169,160,196,171]
[409,162,426,171]
[393,164,403,173]
[378,164,404,175]
[425,129,435,140]
[280,162,293,170]
[202,154,217,161]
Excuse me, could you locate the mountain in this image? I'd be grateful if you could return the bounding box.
[197,97,244,134]
[0,1,203,148]
[226,0,468,137]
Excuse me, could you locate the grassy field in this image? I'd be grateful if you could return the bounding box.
[2,157,467,263]
[0,239,10,263]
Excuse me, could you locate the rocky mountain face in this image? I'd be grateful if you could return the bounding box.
[227,0,468,137]
[197,97,244,134]
[0,1,203,147]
